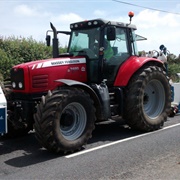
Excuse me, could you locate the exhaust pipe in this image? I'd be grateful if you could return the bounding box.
[50,22,59,58]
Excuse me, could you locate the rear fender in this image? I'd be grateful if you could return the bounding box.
[114,56,164,87]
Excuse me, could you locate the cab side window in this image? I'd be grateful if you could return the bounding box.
[110,28,130,62]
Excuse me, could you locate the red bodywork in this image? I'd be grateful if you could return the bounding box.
[114,56,164,86]
[12,56,87,94]
[12,55,163,94]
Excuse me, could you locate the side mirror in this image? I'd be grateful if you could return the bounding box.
[107,26,116,41]
[46,35,51,46]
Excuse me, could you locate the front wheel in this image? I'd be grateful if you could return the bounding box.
[124,66,171,132]
[34,88,96,153]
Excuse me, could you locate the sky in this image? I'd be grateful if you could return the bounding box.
[1,0,180,56]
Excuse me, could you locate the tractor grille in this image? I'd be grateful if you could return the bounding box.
[32,75,48,88]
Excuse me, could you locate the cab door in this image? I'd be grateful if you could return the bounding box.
[102,27,130,84]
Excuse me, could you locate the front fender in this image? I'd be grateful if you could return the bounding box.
[55,79,86,87]
[55,79,96,96]
[114,56,164,87]
[55,79,103,120]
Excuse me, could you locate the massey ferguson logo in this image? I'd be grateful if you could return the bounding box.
[51,60,80,66]
[32,58,86,69]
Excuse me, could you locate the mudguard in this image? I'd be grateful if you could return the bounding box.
[55,79,105,120]
[114,56,164,86]
[55,79,100,104]
[55,79,89,87]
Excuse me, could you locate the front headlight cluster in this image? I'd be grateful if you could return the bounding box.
[12,82,23,89]
[10,68,25,90]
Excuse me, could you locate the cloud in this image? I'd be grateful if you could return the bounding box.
[135,9,180,28]
[135,10,160,28]
[0,2,85,46]
[49,13,84,46]
[51,13,83,25]
[14,4,38,17]
[175,3,180,9]
[13,4,50,18]
[93,10,106,17]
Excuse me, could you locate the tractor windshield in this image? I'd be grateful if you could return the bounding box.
[68,28,100,59]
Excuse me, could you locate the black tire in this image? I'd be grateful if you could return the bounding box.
[34,88,96,153]
[124,66,171,132]
[168,107,175,117]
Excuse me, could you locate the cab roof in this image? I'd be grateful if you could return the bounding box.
[70,18,137,30]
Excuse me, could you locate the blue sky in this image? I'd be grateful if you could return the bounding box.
[1,0,180,55]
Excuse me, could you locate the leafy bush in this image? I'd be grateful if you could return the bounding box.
[0,36,52,64]
[0,72,3,81]
[0,48,14,80]
[167,55,180,82]
[168,63,180,82]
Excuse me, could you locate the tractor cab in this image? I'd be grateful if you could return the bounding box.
[47,18,139,85]
[68,19,138,84]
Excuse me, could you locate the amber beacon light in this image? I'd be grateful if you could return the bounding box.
[128,11,134,24]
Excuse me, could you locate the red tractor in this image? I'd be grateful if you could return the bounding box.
[3,13,171,153]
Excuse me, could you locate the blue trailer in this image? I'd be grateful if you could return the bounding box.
[0,86,7,135]
[170,73,180,116]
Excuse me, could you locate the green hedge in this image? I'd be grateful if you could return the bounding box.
[0,36,67,80]
[168,64,180,82]
[167,56,180,82]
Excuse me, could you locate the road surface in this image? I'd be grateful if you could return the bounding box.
[0,116,180,179]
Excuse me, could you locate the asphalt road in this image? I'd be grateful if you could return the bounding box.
[0,116,180,180]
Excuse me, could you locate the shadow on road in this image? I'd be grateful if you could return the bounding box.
[0,132,61,167]
[0,120,143,168]
[90,120,141,143]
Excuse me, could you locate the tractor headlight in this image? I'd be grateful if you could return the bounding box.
[18,82,23,89]
[93,21,98,25]
[12,82,16,88]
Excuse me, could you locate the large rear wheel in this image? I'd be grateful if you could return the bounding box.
[124,66,171,132]
[34,88,96,153]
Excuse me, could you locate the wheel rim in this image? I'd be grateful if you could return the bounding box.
[143,80,165,119]
[60,102,87,141]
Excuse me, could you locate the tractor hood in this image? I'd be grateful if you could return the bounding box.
[13,56,86,69]
[11,56,87,94]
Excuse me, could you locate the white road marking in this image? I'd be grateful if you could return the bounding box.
[65,123,180,158]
